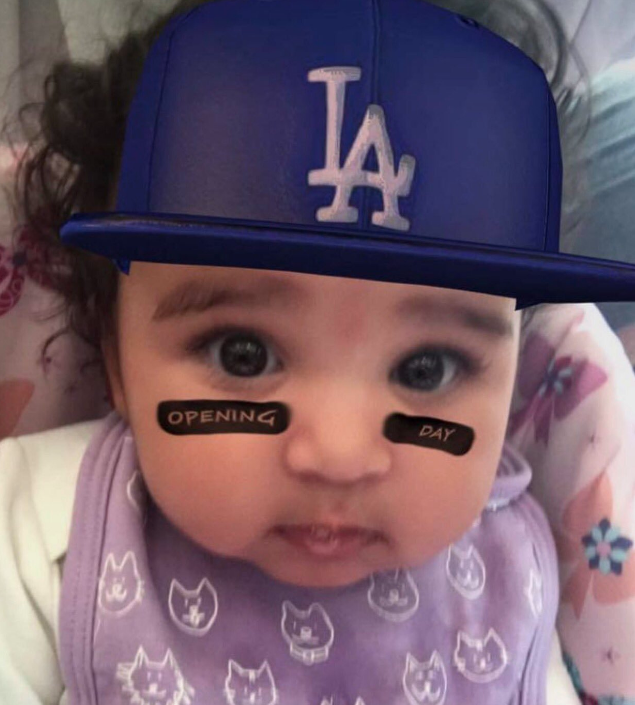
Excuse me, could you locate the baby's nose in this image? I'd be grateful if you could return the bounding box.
[283,381,392,485]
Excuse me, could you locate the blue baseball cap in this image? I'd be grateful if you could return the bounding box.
[60,0,635,309]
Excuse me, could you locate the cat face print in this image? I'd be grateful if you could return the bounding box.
[445,544,486,599]
[98,551,144,616]
[116,646,194,705]
[281,601,334,665]
[168,578,218,636]
[367,569,419,621]
[224,660,278,705]
[453,629,508,683]
[402,651,447,705]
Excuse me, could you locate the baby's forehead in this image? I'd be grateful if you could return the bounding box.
[120,262,517,341]
[128,261,511,310]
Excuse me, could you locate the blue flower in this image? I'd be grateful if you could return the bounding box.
[582,518,633,576]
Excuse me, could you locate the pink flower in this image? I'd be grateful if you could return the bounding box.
[554,470,635,619]
[0,222,58,317]
[0,239,26,316]
[0,379,34,439]
[507,332,608,444]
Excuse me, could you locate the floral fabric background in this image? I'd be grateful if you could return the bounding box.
[1,1,635,703]
[509,304,635,703]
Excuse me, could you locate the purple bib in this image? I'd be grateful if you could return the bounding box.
[60,412,558,705]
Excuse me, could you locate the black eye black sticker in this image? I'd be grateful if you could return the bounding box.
[383,413,474,456]
[158,400,290,435]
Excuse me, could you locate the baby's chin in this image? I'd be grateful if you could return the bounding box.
[247,539,410,590]
[256,560,382,589]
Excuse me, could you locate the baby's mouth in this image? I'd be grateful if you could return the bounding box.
[273,523,386,559]
[276,523,384,541]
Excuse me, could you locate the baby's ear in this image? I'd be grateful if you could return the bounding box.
[101,334,129,421]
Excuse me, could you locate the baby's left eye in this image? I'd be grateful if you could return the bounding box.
[391,347,473,393]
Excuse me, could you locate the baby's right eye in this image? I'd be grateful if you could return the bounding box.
[187,327,282,385]
[218,332,269,376]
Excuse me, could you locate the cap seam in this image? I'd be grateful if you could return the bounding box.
[359,0,382,231]
[146,7,201,210]
[543,80,550,253]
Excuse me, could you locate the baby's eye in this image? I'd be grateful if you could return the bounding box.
[218,332,268,376]
[189,328,281,382]
[214,331,278,378]
[391,347,472,393]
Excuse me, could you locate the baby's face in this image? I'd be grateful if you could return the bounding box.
[106,262,521,588]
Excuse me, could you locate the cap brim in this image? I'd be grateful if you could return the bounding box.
[61,213,635,310]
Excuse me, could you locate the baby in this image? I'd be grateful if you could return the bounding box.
[6,0,633,703]
[54,263,539,705]
[102,261,520,590]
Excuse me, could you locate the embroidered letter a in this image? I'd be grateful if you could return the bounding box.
[308,66,415,232]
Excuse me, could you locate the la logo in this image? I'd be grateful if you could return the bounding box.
[308,66,416,232]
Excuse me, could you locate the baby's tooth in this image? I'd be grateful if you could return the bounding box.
[311,525,333,540]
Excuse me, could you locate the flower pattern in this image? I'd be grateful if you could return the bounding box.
[554,470,635,619]
[0,379,35,440]
[507,332,608,444]
[583,519,633,577]
[0,222,57,317]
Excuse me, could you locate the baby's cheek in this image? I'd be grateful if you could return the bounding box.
[134,426,281,550]
[392,435,499,557]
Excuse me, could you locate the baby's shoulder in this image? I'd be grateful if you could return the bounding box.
[0,418,104,562]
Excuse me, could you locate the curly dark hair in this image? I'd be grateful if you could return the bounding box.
[3,0,589,378]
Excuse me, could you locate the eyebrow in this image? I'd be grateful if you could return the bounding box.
[152,277,514,339]
[152,277,306,320]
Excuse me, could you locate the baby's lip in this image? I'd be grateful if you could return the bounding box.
[274,523,384,540]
